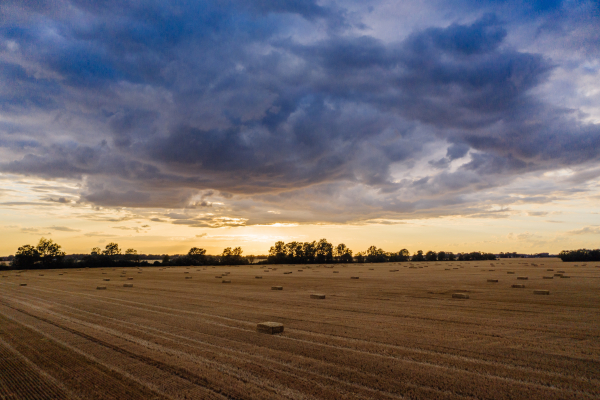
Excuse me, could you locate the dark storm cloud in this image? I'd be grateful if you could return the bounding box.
[0,0,599,222]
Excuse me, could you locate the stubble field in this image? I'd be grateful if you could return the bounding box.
[1,258,599,399]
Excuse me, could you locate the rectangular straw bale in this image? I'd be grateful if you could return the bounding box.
[255,276,262,279]
[310,294,326,299]
[517,276,528,280]
[271,286,283,290]
[333,271,339,273]
[558,270,565,273]
[185,276,192,279]
[369,268,374,270]
[350,276,359,279]
[103,278,110,281]
[534,290,550,295]
[20,283,27,286]
[215,276,222,278]
[507,271,515,274]
[554,273,563,276]
[257,322,284,334]
[547,269,554,271]
[452,293,469,299]
[123,283,133,287]
[96,286,107,290]
[512,284,525,288]
[487,279,498,282]
[127,277,133,280]
[543,276,553,279]
[560,275,570,278]
[222,280,231,283]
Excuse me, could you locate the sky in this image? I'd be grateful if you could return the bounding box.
[1,0,599,256]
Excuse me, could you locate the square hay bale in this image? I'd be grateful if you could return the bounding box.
[445,268,450,270]
[487,279,498,282]
[369,268,374,270]
[39,274,44,276]
[517,276,528,280]
[255,276,262,279]
[19,283,27,286]
[547,269,554,271]
[543,276,553,279]
[560,275,570,278]
[123,283,133,288]
[350,276,359,279]
[271,286,283,290]
[488,269,495,271]
[333,271,339,273]
[257,322,284,334]
[283,272,292,274]
[264,270,270,272]
[452,293,469,299]
[507,271,515,274]
[103,278,110,281]
[120,275,126,277]
[534,290,550,295]
[184,272,189,274]
[298,270,303,272]
[215,276,222,278]
[512,284,525,288]
[558,270,565,273]
[310,294,326,299]
[127,277,133,280]
[185,276,192,279]
[222,280,231,283]
[96,286,107,290]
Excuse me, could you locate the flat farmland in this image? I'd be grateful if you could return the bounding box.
[1,259,599,399]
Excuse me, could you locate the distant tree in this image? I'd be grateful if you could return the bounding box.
[13,244,40,267]
[366,246,387,263]
[355,251,366,263]
[162,254,170,264]
[446,252,456,261]
[302,241,317,263]
[316,239,333,263]
[246,254,256,264]
[91,247,102,255]
[425,251,437,262]
[335,243,353,263]
[103,242,121,257]
[36,238,66,266]
[412,250,425,262]
[437,251,446,261]
[125,248,139,263]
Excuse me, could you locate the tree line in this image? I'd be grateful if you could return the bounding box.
[8,237,501,270]
[267,240,496,264]
[558,249,600,262]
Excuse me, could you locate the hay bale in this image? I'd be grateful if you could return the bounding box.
[185,276,192,279]
[271,286,283,290]
[96,286,107,290]
[333,271,339,273]
[488,269,495,271]
[184,272,189,274]
[512,284,525,288]
[257,322,284,334]
[543,276,553,279]
[534,290,550,295]
[558,270,565,273]
[19,283,27,286]
[215,275,222,278]
[369,268,374,270]
[310,294,326,299]
[554,273,563,276]
[517,276,528,280]
[283,271,292,274]
[39,274,44,276]
[298,270,303,272]
[445,268,450,270]
[547,269,554,271]
[123,283,133,288]
[350,276,359,279]
[560,275,570,278]
[127,277,133,280]
[487,279,498,283]
[507,271,515,274]
[103,278,110,281]
[264,270,270,272]
[452,293,469,299]
[120,275,126,277]
[255,276,262,279]
[222,280,231,283]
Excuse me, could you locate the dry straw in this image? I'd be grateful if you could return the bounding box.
[452,293,469,299]
[96,286,107,290]
[560,275,570,278]
[310,294,326,299]
[257,322,284,334]
[127,277,133,280]
[350,276,359,279]
[123,283,133,288]
[19,283,27,286]
[255,276,262,279]
[512,284,525,288]
[333,271,339,273]
[103,278,110,281]
[533,290,550,295]
[517,276,528,280]
[507,271,515,274]
[215,276,222,278]
[185,276,192,279]
[487,279,498,282]
[271,286,283,290]
[222,280,231,283]
[543,276,553,279]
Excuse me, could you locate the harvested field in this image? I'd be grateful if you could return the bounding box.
[1,258,599,399]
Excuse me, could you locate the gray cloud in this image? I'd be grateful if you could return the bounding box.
[0,1,599,224]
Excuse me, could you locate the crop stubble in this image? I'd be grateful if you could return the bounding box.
[0,258,599,399]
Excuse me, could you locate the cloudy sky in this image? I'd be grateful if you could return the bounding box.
[1,0,599,256]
